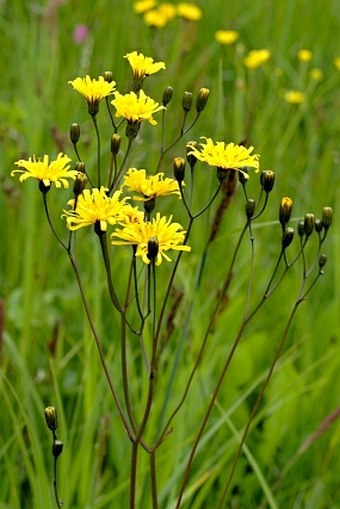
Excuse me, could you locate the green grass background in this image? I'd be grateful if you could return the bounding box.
[0,0,339,508]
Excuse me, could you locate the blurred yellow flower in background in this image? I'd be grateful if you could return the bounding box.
[243,49,271,69]
[297,49,313,62]
[176,3,202,21]
[215,30,239,45]
[284,90,305,104]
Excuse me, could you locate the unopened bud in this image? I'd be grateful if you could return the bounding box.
[318,253,328,269]
[73,172,87,196]
[260,170,275,193]
[75,161,86,173]
[182,91,193,112]
[321,207,333,229]
[298,220,305,238]
[44,406,58,432]
[111,133,121,155]
[195,87,210,112]
[173,157,186,183]
[238,168,249,185]
[282,226,295,249]
[70,123,80,144]
[103,71,114,83]
[279,197,293,227]
[162,86,173,106]
[52,440,63,459]
[245,198,256,219]
[147,236,159,262]
[186,141,199,168]
[315,219,322,233]
[304,213,315,237]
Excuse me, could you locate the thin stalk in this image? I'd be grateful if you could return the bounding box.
[150,451,159,509]
[91,115,101,187]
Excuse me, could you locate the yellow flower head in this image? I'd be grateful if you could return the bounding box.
[12,153,76,189]
[284,90,305,104]
[297,49,312,62]
[111,90,165,126]
[124,51,166,83]
[243,49,271,69]
[215,30,239,45]
[334,57,340,71]
[63,187,129,232]
[133,0,157,13]
[188,137,260,177]
[68,75,116,115]
[123,168,181,201]
[176,3,202,21]
[144,4,176,27]
[111,212,191,265]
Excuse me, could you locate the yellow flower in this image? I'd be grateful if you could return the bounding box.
[68,75,116,115]
[111,212,191,265]
[133,0,157,13]
[188,137,260,177]
[12,153,76,189]
[243,49,271,69]
[297,49,312,62]
[176,3,202,21]
[284,90,305,104]
[144,4,176,27]
[63,187,129,232]
[123,168,181,201]
[334,57,340,71]
[215,30,239,45]
[310,68,323,81]
[111,90,165,126]
[124,51,166,82]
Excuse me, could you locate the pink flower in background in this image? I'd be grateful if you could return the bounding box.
[73,24,89,44]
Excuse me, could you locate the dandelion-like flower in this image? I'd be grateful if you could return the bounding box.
[12,153,76,189]
[335,57,340,71]
[63,187,129,232]
[144,4,176,27]
[112,90,165,126]
[284,90,305,104]
[243,49,271,69]
[111,213,191,265]
[68,75,116,115]
[297,49,312,62]
[124,51,166,82]
[176,3,202,21]
[215,30,239,45]
[133,0,157,13]
[123,168,181,201]
[188,137,260,178]
[310,68,323,81]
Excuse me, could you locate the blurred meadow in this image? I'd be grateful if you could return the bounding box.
[0,0,339,508]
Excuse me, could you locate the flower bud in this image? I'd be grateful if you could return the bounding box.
[52,440,63,459]
[195,87,210,112]
[103,71,114,83]
[186,141,199,168]
[162,86,173,106]
[260,170,275,193]
[321,207,333,230]
[147,236,159,262]
[245,198,256,219]
[173,157,186,183]
[297,220,305,238]
[182,91,193,112]
[318,253,327,269]
[70,123,80,144]
[279,197,293,227]
[110,133,121,155]
[282,226,295,249]
[238,168,249,185]
[75,161,86,173]
[314,219,322,233]
[73,172,88,196]
[44,406,58,432]
[304,213,315,237]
